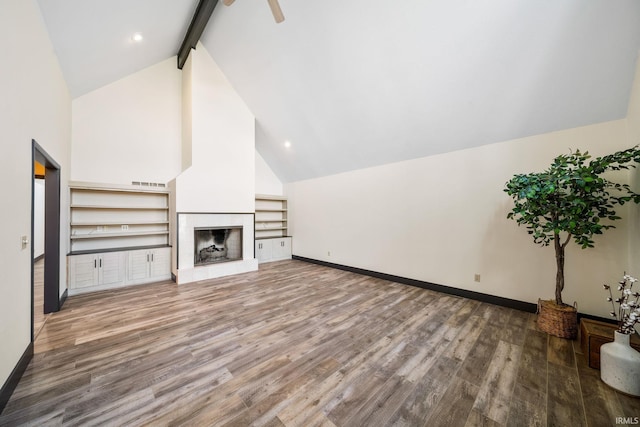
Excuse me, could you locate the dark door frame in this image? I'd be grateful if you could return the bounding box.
[31,140,61,341]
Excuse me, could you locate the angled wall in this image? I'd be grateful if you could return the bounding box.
[256,151,283,195]
[285,120,633,319]
[71,58,182,185]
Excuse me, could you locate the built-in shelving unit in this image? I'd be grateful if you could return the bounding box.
[69,182,170,253]
[68,182,172,294]
[255,194,291,263]
[255,194,288,239]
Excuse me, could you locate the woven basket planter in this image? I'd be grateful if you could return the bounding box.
[537,299,578,339]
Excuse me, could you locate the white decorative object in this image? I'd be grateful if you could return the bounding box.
[600,331,640,396]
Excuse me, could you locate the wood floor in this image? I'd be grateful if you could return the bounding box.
[33,258,50,338]
[1,260,638,426]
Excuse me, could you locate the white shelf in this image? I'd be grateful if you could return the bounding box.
[70,205,168,210]
[71,221,169,226]
[255,194,287,201]
[71,231,170,240]
[70,181,168,194]
[256,227,288,232]
[255,194,288,239]
[70,183,171,252]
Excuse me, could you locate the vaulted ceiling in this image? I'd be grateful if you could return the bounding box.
[37,0,640,182]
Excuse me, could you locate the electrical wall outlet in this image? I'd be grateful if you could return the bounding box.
[474,274,481,282]
[121,224,129,231]
[327,251,331,257]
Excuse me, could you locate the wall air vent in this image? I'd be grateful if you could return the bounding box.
[131,181,166,188]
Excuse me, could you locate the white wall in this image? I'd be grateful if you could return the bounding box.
[173,44,255,213]
[285,120,633,318]
[630,57,640,146]
[623,55,640,335]
[34,179,45,259]
[181,54,193,172]
[0,0,71,390]
[627,56,640,280]
[170,44,257,280]
[256,150,283,196]
[71,57,182,185]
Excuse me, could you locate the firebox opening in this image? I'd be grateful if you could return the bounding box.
[194,226,243,266]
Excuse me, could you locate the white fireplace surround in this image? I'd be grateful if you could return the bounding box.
[176,213,258,284]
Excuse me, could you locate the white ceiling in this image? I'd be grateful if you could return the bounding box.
[38,0,640,183]
[37,0,199,97]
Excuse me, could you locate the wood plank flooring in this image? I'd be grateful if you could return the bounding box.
[33,258,49,338]
[1,260,639,426]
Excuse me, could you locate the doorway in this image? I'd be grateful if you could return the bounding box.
[31,140,61,342]
[33,163,46,336]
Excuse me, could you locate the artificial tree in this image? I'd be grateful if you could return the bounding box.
[504,146,640,307]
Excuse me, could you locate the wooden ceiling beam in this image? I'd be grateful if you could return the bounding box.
[177,0,219,70]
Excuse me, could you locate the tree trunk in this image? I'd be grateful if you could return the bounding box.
[554,233,565,305]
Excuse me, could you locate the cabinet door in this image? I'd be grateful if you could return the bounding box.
[255,240,273,262]
[149,248,171,279]
[128,249,150,281]
[98,252,125,285]
[69,254,98,289]
[272,237,292,260]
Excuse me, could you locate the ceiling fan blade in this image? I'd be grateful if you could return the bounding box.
[267,0,285,23]
[223,0,235,6]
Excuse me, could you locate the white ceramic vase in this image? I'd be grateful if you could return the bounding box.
[600,330,640,396]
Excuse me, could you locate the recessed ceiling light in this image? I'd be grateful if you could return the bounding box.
[284,140,291,148]
[131,32,143,43]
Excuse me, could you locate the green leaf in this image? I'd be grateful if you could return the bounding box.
[504,145,640,300]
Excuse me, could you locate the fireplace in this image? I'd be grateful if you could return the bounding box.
[175,213,257,284]
[194,227,243,266]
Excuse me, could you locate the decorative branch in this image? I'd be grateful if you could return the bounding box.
[604,275,640,334]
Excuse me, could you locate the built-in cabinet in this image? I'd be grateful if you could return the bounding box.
[68,247,170,295]
[127,248,171,284]
[68,182,171,295]
[255,194,292,263]
[255,236,292,263]
[68,252,125,290]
